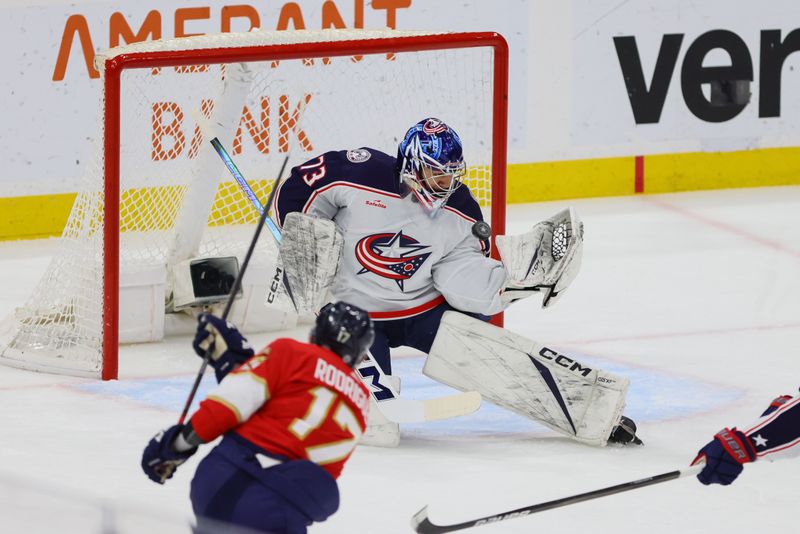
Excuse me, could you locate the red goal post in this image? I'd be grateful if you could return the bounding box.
[2,29,509,380]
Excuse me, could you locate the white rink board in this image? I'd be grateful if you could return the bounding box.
[571,0,800,154]
[4,1,800,195]
[0,0,529,196]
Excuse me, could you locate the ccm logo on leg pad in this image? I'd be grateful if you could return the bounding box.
[538,348,592,377]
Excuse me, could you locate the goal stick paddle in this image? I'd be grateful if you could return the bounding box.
[189,108,281,242]
[177,155,289,425]
[209,137,283,244]
[411,464,704,533]
[356,351,482,424]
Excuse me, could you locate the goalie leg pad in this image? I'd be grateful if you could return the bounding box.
[279,212,343,315]
[423,312,628,446]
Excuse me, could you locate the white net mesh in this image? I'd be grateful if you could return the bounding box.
[0,29,501,377]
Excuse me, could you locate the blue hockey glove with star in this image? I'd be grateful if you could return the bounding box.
[193,313,255,381]
[692,427,757,485]
[141,425,197,484]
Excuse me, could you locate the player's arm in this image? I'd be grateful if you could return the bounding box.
[140,351,277,484]
[742,392,800,460]
[273,152,342,227]
[142,315,288,485]
[187,353,275,443]
[431,233,507,316]
[692,391,800,485]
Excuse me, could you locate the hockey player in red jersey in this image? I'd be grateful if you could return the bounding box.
[141,301,373,534]
[692,390,800,485]
[271,117,640,448]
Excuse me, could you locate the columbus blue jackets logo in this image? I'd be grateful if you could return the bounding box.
[422,118,448,134]
[355,231,431,290]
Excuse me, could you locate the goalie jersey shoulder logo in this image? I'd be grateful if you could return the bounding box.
[346,148,372,163]
[355,230,431,290]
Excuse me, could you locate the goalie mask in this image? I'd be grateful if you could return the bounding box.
[397,118,466,214]
[310,301,375,367]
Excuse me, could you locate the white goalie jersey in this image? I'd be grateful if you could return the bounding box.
[273,148,507,319]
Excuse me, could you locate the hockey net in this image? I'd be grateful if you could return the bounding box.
[0,29,508,379]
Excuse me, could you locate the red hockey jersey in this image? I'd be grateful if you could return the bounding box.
[190,338,370,478]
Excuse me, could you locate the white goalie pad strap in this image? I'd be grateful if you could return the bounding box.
[278,212,344,315]
[496,207,584,308]
[423,312,628,446]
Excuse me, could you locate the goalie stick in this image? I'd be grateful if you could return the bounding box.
[357,352,481,424]
[410,464,704,533]
[210,137,298,313]
[210,137,283,244]
[178,155,290,425]
[213,139,482,425]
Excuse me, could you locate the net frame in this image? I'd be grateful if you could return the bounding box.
[28,30,510,380]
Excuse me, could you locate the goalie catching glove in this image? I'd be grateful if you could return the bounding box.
[496,207,584,308]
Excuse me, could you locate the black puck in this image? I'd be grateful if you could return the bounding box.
[471,221,492,240]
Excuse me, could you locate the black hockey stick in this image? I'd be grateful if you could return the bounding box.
[411,464,703,533]
[177,154,289,425]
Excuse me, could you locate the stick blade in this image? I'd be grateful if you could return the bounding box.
[424,390,481,421]
[411,506,442,534]
[379,391,481,424]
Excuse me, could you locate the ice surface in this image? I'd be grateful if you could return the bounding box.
[0,187,797,533]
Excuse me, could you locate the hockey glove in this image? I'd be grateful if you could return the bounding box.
[193,313,255,381]
[692,427,757,485]
[496,208,584,309]
[141,425,197,484]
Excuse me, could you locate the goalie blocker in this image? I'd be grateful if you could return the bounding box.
[424,311,640,446]
[265,212,343,317]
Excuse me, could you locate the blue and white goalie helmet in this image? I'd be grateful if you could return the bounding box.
[397,118,467,212]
